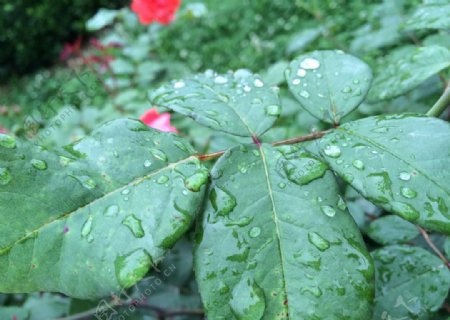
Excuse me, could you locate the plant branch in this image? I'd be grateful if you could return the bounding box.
[417,226,450,269]
[427,83,450,117]
[197,129,331,161]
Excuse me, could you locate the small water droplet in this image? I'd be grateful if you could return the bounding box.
[157,175,169,184]
[300,90,310,98]
[292,78,301,85]
[122,189,130,195]
[0,134,16,149]
[104,204,120,217]
[320,205,336,217]
[122,214,145,238]
[301,286,322,297]
[308,231,330,251]
[214,75,228,84]
[278,182,286,189]
[352,160,364,170]
[81,216,93,238]
[173,80,185,89]
[341,86,352,93]
[353,79,360,84]
[265,105,281,116]
[253,78,264,87]
[400,187,417,199]
[0,167,12,185]
[323,145,341,158]
[297,68,307,77]
[31,159,47,170]
[249,227,261,238]
[337,196,347,210]
[399,172,411,181]
[115,249,152,288]
[300,57,320,70]
[143,160,152,168]
[71,175,96,190]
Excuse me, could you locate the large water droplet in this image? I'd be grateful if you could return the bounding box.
[31,159,47,171]
[308,232,330,251]
[0,167,12,185]
[115,249,152,288]
[229,277,265,320]
[81,216,93,238]
[300,58,320,70]
[320,205,336,217]
[122,214,145,238]
[210,186,237,216]
[249,227,261,238]
[157,175,169,184]
[265,105,281,116]
[323,145,341,158]
[297,68,306,77]
[185,169,209,192]
[399,172,411,181]
[104,204,120,217]
[352,160,364,170]
[0,134,16,149]
[150,148,168,162]
[400,187,417,199]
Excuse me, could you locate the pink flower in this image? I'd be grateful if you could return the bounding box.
[140,108,178,133]
[0,126,7,134]
[131,0,181,25]
[60,36,83,61]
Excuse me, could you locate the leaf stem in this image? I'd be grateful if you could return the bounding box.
[417,226,450,269]
[197,129,331,161]
[426,83,450,117]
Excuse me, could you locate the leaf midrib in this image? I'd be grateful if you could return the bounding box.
[0,156,196,255]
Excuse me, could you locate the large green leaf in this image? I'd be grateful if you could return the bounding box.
[368,45,450,101]
[403,3,450,31]
[195,144,374,319]
[0,119,208,299]
[150,71,281,137]
[318,114,450,234]
[285,50,372,124]
[372,245,450,320]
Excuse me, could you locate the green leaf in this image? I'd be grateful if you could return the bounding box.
[445,237,450,260]
[372,245,450,320]
[23,293,69,320]
[318,114,450,234]
[0,119,208,299]
[150,71,281,137]
[195,144,374,319]
[86,9,119,31]
[368,45,450,101]
[285,50,372,124]
[403,3,450,31]
[0,307,29,320]
[367,215,419,245]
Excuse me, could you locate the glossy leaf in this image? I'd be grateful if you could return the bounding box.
[150,71,281,137]
[286,50,372,124]
[403,3,450,31]
[195,144,374,319]
[367,215,419,245]
[318,114,450,234]
[0,119,208,299]
[86,9,119,31]
[368,45,450,101]
[372,245,450,319]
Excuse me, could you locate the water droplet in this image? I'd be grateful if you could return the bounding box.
[337,196,347,210]
[341,86,352,93]
[400,187,417,199]
[121,189,130,195]
[278,182,286,189]
[253,79,264,88]
[249,227,261,238]
[399,172,411,181]
[143,160,152,168]
[173,80,185,89]
[320,205,336,217]
[214,75,228,84]
[300,58,320,69]
[81,216,93,238]
[391,202,420,221]
[71,175,96,190]
[150,148,168,162]
[157,175,169,184]
[31,159,47,170]
[353,79,360,85]
[299,90,310,98]
[218,282,230,294]
[115,249,152,288]
[297,68,306,77]
[323,145,341,158]
[292,78,301,85]
[0,167,12,185]
[185,169,209,192]
[265,105,281,116]
[352,160,364,170]
[104,204,120,217]
[229,277,265,320]
[122,214,145,238]
[210,186,237,217]
[301,286,322,297]
[0,134,16,149]
[308,232,330,251]
[173,140,189,152]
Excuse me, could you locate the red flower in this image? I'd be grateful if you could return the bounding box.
[60,36,83,61]
[140,108,178,133]
[131,0,181,25]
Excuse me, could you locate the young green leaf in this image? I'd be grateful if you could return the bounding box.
[318,114,450,234]
[195,144,374,319]
[285,50,372,124]
[367,215,419,245]
[368,45,450,101]
[150,71,281,137]
[372,245,450,320]
[403,3,450,31]
[0,119,208,299]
